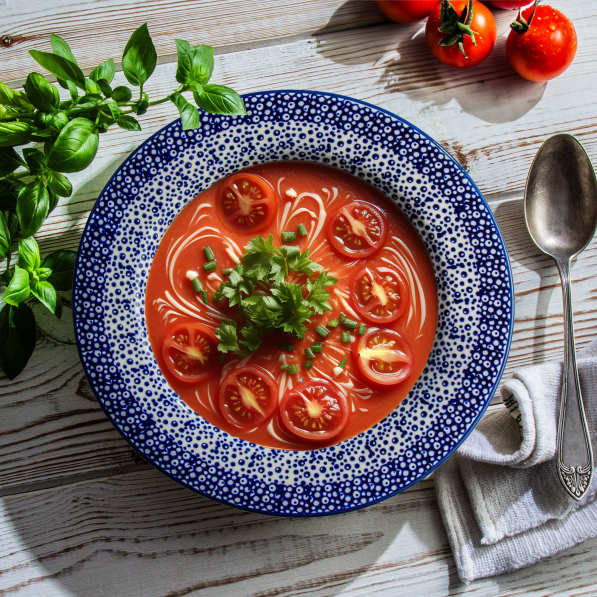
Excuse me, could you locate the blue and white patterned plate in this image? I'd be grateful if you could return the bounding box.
[73,91,513,516]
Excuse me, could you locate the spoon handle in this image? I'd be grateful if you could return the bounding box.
[556,259,594,501]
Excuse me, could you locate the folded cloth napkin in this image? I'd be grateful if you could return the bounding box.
[435,339,597,583]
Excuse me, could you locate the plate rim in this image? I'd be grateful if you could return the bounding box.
[73,89,514,516]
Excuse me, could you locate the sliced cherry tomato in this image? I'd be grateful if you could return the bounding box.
[506,5,577,83]
[217,172,276,232]
[280,379,349,441]
[219,365,278,428]
[327,201,387,258]
[375,0,437,23]
[162,323,219,383]
[426,0,497,68]
[353,328,414,386]
[353,266,409,324]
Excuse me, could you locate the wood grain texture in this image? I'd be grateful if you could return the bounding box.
[0,0,384,84]
[0,469,596,597]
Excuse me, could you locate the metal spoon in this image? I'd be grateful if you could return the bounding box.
[525,133,597,501]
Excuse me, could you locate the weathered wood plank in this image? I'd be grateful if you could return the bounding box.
[0,469,595,596]
[0,0,384,84]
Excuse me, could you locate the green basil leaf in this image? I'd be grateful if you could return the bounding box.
[29,50,86,90]
[131,97,149,116]
[112,86,133,102]
[52,111,69,131]
[0,303,36,380]
[175,39,194,85]
[3,265,31,305]
[18,236,40,272]
[85,78,102,95]
[36,267,52,281]
[0,147,25,177]
[46,170,72,197]
[0,179,24,212]
[90,58,115,84]
[122,23,157,87]
[0,121,33,147]
[24,72,60,112]
[50,33,78,65]
[0,81,34,110]
[22,148,47,175]
[170,92,200,131]
[99,99,122,121]
[31,279,58,316]
[48,190,59,214]
[62,79,79,100]
[47,117,99,173]
[96,79,112,97]
[6,211,18,237]
[0,268,14,287]
[33,111,53,129]
[0,211,10,258]
[116,115,141,131]
[193,85,246,116]
[175,40,214,86]
[41,249,76,291]
[16,179,50,237]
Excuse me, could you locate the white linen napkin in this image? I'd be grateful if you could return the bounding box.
[435,340,597,583]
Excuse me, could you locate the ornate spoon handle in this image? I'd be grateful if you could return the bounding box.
[556,258,593,501]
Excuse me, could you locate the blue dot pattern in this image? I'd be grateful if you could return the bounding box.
[73,91,514,516]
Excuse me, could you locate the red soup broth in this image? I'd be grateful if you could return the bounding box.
[145,161,438,450]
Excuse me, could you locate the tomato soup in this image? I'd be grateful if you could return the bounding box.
[145,162,438,450]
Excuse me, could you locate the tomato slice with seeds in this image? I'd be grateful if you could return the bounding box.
[353,328,413,386]
[217,172,276,233]
[162,323,219,383]
[219,365,278,428]
[353,266,409,324]
[280,379,349,441]
[327,200,387,258]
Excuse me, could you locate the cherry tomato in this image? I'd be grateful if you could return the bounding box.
[353,328,414,386]
[506,5,577,82]
[327,201,387,258]
[426,0,497,68]
[280,379,349,441]
[219,365,278,428]
[162,323,219,383]
[375,0,438,23]
[217,172,276,233]
[490,1,532,8]
[353,266,409,324]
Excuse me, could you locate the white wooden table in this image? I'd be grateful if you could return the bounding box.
[2,1,597,595]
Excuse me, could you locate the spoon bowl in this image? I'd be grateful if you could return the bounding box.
[525,133,597,501]
[526,134,597,260]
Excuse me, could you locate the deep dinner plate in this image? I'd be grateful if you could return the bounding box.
[73,91,513,516]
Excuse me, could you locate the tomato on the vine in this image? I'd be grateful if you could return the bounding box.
[490,1,531,8]
[375,0,438,23]
[506,4,577,82]
[426,0,496,68]
[217,172,276,233]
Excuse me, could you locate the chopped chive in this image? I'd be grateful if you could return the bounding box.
[343,318,358,330]
[315,325,330,338]
[191,278,203,293]
[222,268,233,275]
[328,319,339,328]
[297,223,307,237]
[338,312,347,324]
[339,358,348,369]
[304,360,314,370]
[280,365,289,371]
[304,347,315,359]
[218,353,225,364]
[288,364,298,375]
[280,245,300,259]
[282,231,296,242]
[202,290,209,304]
[203,261,217,273]
[203,246,215,262]
[311,342,323,353]
[359,323,367,335]
[280,341,295,352]
[341,331,351,344]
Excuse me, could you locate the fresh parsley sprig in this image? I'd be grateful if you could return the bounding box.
[0,25,246,380]
[214,235,337,357]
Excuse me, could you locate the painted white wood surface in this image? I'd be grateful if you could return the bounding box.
[1,0,597,595]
